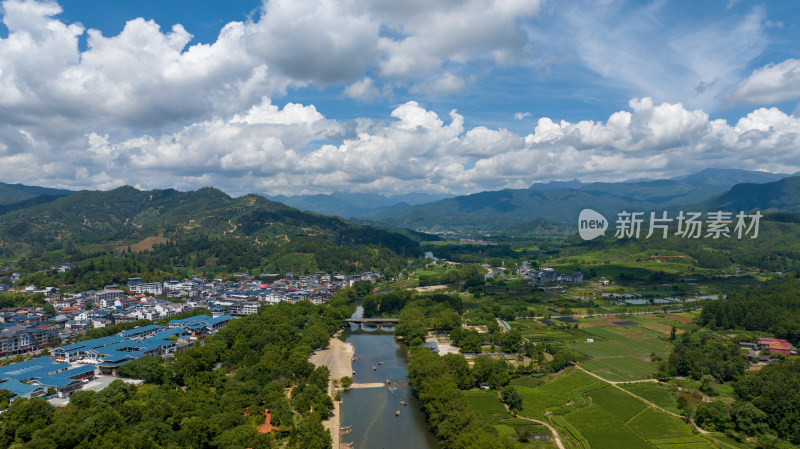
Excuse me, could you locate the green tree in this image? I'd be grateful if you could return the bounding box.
[362,295,378,317]
[501,386,523,413]
[694,401,731,432]
[396,307,427,346]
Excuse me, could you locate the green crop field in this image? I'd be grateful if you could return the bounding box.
[587,385,646,421]
[464,390,509,416]
[511,321,594,344]
[629,408,701,440]
[508,368,739,449]
[621,382,679,414]
[580,356,659,381]
[517,369,598,419]
[500,418,551,436]
[565,404,654,449]
[495,424,517,436]
[564,386,714,449]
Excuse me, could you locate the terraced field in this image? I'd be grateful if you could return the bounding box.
[565,386,715,449]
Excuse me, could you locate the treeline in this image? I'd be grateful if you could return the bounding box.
[407,347,521,449]
[148,234,410,276]
[0,292,45,308]
[658,277,800,447]
[700,277,800,345]
[0,300,351,449]
[423,243,520,263]
[693,360,800,447]
[362,291,462,319]
[9,233,411,292]
[417,264,486,287]
[661,330,748,382]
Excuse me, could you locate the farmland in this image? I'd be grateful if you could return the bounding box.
[464,390,557,448]
[505,370,730,449]
[509,313,701,381]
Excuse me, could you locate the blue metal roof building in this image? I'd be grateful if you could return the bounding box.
[117,325,163,340]
[51,335,125,362]
[0,356,98,399]
[0,379,45,399]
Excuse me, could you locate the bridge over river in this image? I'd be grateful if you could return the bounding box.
[344,318,398,329]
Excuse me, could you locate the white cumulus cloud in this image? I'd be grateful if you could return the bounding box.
[728,59,800,105]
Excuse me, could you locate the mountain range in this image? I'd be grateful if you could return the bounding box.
[254,169,799,231]
[267,191,452,218]
[0,186,421,259]
[365,169,800,230]
[0,182,72,205]
[2,168,799,239]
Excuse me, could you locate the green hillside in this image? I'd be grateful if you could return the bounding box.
[698,176,800,213]
[0,186,421,275]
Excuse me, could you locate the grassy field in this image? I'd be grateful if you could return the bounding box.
[580,356,659,381]
[564,403,654,449]
[565,386,714,449]
[517,369,598,419]
[621,382,680,414]
[464,389,558,447]
[463,390,508,417]
[567,322,672,381]
[268,252,316,273]
[511,320,596,344]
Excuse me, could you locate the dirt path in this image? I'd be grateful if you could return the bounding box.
[575,365,708,434]
[310,333,355,449]
[497,391,566,449]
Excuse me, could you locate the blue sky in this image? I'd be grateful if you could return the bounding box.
[0,0,799,196]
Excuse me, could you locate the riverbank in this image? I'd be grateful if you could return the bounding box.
[310,331,355,449]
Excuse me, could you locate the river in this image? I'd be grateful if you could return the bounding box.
[339,306,440,449]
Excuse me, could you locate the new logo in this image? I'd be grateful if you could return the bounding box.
[578,209,608,241]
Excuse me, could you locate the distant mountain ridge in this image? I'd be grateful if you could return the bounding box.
[0,182,72,204]
[267,191,452,218]
[697,176,800,213]
[369,169,800,230]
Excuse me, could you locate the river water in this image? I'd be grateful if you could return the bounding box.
[339,307,440,449]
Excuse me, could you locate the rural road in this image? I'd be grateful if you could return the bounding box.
[575,365,709,435]
[497,391,566,449]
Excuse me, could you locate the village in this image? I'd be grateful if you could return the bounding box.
[0,269,383,406]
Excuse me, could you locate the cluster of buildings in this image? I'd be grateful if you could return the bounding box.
[517,263,583,284]
[0,313,60,359]
[0,271,381,358]
[739,338,798,361]
[0,313,233,401]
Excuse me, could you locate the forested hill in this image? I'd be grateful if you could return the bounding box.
[0,181,72,205]
[696,176,800,213]
[0,186,422,272]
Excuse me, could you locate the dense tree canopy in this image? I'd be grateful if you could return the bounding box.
[0,301,349,449]
[701,277,800,345]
